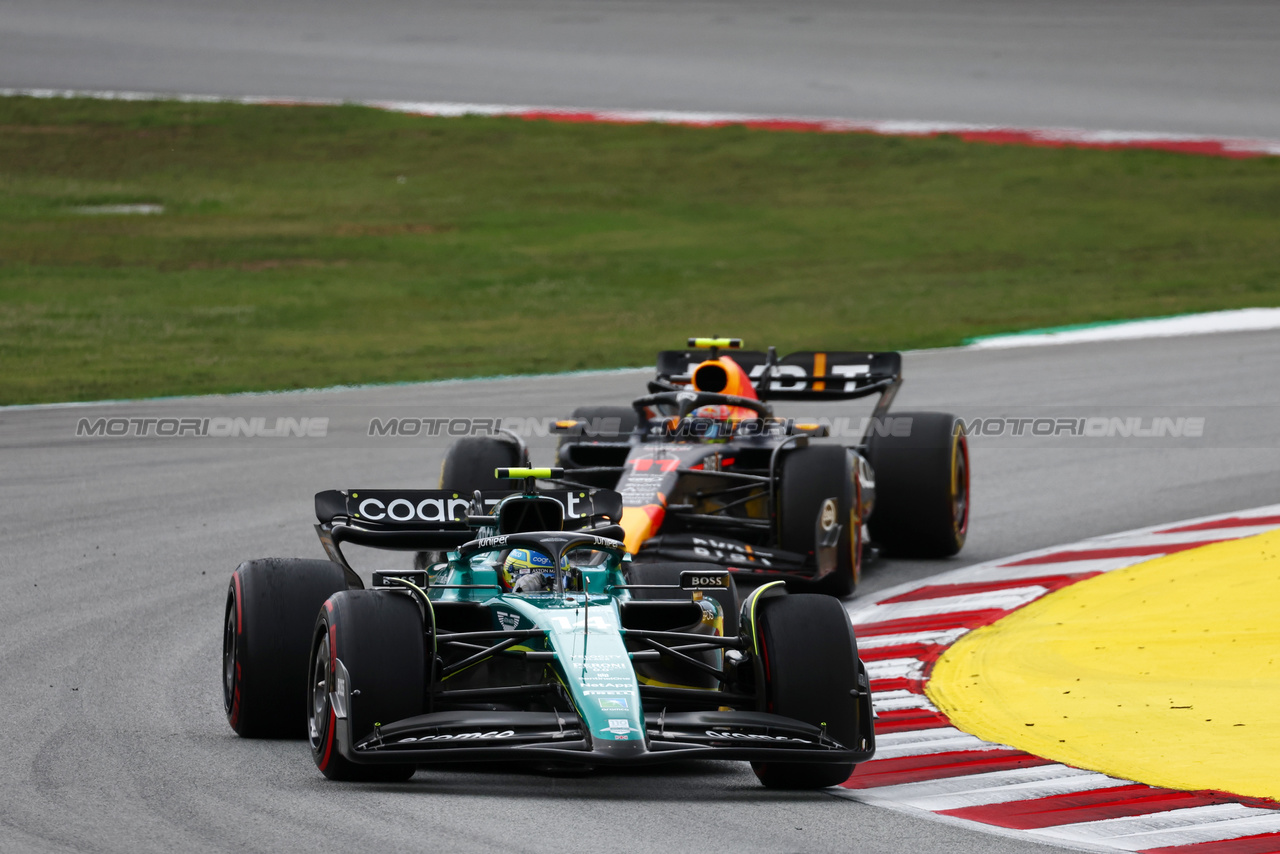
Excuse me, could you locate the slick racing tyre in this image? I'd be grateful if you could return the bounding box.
[777,445,860,597]
[440,436,523,493]
[627,561,740,637]
[308,590,423,782]
[750,594,863,789]
[866,411,969,557]
[555,405,639,488]
[223,558,350,738]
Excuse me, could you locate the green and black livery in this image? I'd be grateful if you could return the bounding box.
[223,469,875,789]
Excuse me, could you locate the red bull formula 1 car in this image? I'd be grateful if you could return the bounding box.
[440,339,969,596]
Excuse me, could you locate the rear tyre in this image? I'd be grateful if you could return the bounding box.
[777,445,860,598]
[307,590,423,781]
[750,594,862,789]
[627,561,739,637]
[555,405,638,488]
[439,436,523,493]
[866,411,969,557]
[223,558,350,738]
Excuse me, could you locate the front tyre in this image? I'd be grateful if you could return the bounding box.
[308,590,423,781]
[223,558,349,738]
[777,445,861,598]
[866,411,969,557]
[750,594,864,789]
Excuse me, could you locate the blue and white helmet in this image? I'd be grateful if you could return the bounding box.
[502,548,559,592]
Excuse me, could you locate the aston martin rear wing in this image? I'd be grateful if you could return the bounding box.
[655,348,902,409]
[313,487,624,574]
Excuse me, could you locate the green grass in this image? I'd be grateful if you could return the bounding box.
[2,96,1278,404]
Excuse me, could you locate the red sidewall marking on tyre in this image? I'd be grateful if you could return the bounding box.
[318,608,338,771]
[318,709,336,772]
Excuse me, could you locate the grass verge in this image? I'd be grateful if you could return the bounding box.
[2,96,1278,404]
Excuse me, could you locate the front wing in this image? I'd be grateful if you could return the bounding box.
[331,709,875,767]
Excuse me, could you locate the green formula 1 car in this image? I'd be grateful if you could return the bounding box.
[223,469,875,788]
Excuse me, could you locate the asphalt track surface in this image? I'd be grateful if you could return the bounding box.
[2,331,1279,853]
[4,0,1280,138]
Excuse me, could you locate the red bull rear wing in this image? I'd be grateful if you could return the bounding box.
[655,349,902,404]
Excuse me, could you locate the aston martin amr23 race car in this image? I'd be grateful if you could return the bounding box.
[223,469,875,787]
[440,339,969,597]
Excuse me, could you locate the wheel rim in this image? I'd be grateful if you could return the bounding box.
[951,431,970,538]
[307,630,331,751]
[849,471,862,585]
[222,593,237,714]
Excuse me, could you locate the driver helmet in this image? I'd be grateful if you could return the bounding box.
[691,403,737,420]
[502,548,561,592]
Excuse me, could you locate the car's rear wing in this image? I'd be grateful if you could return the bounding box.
[313,487,623,577]
[655,349,902,405]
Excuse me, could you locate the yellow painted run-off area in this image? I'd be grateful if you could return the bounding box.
[928,529,1280,800]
